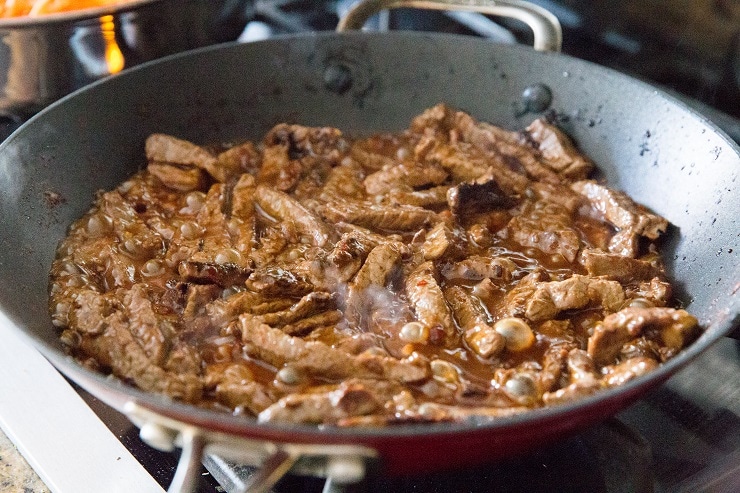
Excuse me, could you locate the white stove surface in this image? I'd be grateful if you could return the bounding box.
[0,311,164,493]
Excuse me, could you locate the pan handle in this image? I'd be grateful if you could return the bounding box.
[337,0,562,52]
[124,402,377,493]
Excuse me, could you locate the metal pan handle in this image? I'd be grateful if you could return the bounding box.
[337,0,562,52]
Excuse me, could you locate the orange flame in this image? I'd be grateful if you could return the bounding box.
[100,14,124,74]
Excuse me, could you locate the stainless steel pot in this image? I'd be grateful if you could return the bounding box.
[0,0,250,118]
[0,1,737,492]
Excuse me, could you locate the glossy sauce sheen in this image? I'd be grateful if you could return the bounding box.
[48,105,698,425]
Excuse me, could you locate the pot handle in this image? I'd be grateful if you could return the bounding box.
[337,0,562,52]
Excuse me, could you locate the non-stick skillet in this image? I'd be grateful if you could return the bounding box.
[0,1,737,492]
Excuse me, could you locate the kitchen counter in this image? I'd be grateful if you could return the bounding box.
[0,428,48,493]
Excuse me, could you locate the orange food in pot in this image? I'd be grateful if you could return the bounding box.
[0,0,133,17]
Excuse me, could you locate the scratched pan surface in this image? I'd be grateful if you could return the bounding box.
[0,32,738,475]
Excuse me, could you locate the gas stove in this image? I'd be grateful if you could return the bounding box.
[1,2,739,492]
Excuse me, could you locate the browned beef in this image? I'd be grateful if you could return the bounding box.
[445,286,505,358]
[208,363,275,415]
[239,314,430,383]
[442,255,516,283]
[419,221,465,261]
[53,105,696,426]
[603,357,659,387]
[318,160,366,202]
[147,162,207,192]
[255,185,334,247]
[524,275,625,322]
[524,119,594,181]
[344,241,405,327]
[587,307,698,364]
[418,139,530,195]
[388,185,450,209]
[245,267,314,297]
[257,379,405,424]
[405,261,456,346]
[571,180,668,257]
[498,201,581,262]
[216,140,261,177]
[144,133,239,183]
[447,177,519,217]
[260,292,337,328]
[320,199,437,232]
[178,261,251,287]
[326,231,377,283]
[579,248,663,284]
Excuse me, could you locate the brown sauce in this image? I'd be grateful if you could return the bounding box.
[48,105,699,425]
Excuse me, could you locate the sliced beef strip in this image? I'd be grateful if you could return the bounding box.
[408,103,458,139]
[216,140,262,177]
[255,185,334,247]
[318,160,367,202]
[147,162,207,192]
[388,185,450,209]
[537,343,574,392]
[178,261,252,287]
[602,357,659,387]
[182,284,222,320]
[529,182,584,214]
[416,402,529,423]
[497,270,550,318]
[325,231,378,284]
[257,124,346,193]
[445,286,505,358]
[171,184,253,278]
[145,133,238,183]
[566,349,600,382]
[442,255,516,284]
[417,139,530,195]
[65,289,117,336]
[364,160,448,195]
[627,278,673,307]
[579,248,663,284]
[421,220,467,261]
[124,284,174,365]
[100,190,166,260]
[587,307,698,365]
[524,118,594,181]
[257,379,406,424]
[447,177,519,217]
[405,261,456,346]
[320,199,437,232]
[498,201,582,262]
[541,378,603,406]
[208,363,275,415]
[230,173,257,219]
[453,111,564,185]
[260,292,338,328]
[264,123,346,160]
[281,310,343,336]
[524,274,625,323]
[345,241,405,327]
[239,314,430,383]
[571,180,668,257]
[79,309,203,403]
[245,267,314,298]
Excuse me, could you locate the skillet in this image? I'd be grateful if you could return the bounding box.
[0,1,737,491]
